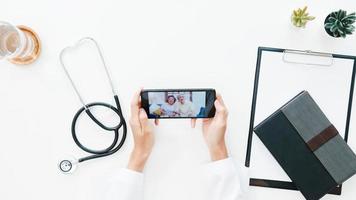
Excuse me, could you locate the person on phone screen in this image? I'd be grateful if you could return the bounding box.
[100,90,249,200]
[161,95,178,117]
[176,94,196,117]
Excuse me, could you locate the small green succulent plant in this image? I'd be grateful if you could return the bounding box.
[324,10,356,38]
[291,6,315,28]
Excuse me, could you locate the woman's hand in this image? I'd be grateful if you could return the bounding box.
[193,94,229,161]
[127,90,157,172]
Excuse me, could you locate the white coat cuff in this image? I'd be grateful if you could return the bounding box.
[109,168,144,186]
[203,157,250,196]
[204,158,237,175]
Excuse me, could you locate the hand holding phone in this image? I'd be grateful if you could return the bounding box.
[138,89,229,161]
[128,90,155,172]
[201,94,229,161]
[140,89,216,119]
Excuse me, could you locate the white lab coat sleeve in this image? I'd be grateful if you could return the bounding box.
[202,158,249,200]
[103,168,144,200]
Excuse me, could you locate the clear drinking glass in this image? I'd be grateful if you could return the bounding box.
[0,21,40,64]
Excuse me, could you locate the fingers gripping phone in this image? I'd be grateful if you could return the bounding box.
[141,89,216,119]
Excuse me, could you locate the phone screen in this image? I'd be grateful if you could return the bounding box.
[141,89,216,119]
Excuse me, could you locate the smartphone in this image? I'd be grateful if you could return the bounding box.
[141,88,216,119]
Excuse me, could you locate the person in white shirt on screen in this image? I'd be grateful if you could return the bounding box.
[103,90,248,200]
[176,94,196,117]
[161,95,179,117]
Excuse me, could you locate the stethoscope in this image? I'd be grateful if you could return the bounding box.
[58,37,127,174]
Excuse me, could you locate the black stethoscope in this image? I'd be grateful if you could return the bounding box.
[58,37,127,174]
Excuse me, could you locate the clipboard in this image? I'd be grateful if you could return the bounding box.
[244,47,356,195]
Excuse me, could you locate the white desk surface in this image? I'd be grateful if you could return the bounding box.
[1,0,356,199]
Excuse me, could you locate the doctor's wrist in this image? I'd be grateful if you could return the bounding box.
[127,149,150,172]
[209,143,228,161]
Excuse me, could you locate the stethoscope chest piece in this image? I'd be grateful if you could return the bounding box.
[58,158,78,174]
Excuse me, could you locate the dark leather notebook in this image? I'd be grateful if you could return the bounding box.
[254,91,356,200]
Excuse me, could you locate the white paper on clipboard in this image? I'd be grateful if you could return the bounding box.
[249,50,355,182]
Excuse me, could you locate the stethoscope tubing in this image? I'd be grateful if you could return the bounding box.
[59,37,118,108]
[72,95,127,163]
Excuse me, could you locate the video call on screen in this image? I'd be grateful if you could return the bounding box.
[148,91,206,118]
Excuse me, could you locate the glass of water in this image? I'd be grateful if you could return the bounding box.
[0,21,40,64]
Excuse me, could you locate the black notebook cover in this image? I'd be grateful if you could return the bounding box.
[255,111,337,200]
[254,91,356,200]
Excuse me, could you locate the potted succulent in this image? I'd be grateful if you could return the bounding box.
[291,6,315,28]
[324,10,356,38]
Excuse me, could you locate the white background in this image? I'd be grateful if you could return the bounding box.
[1,0,356,200]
